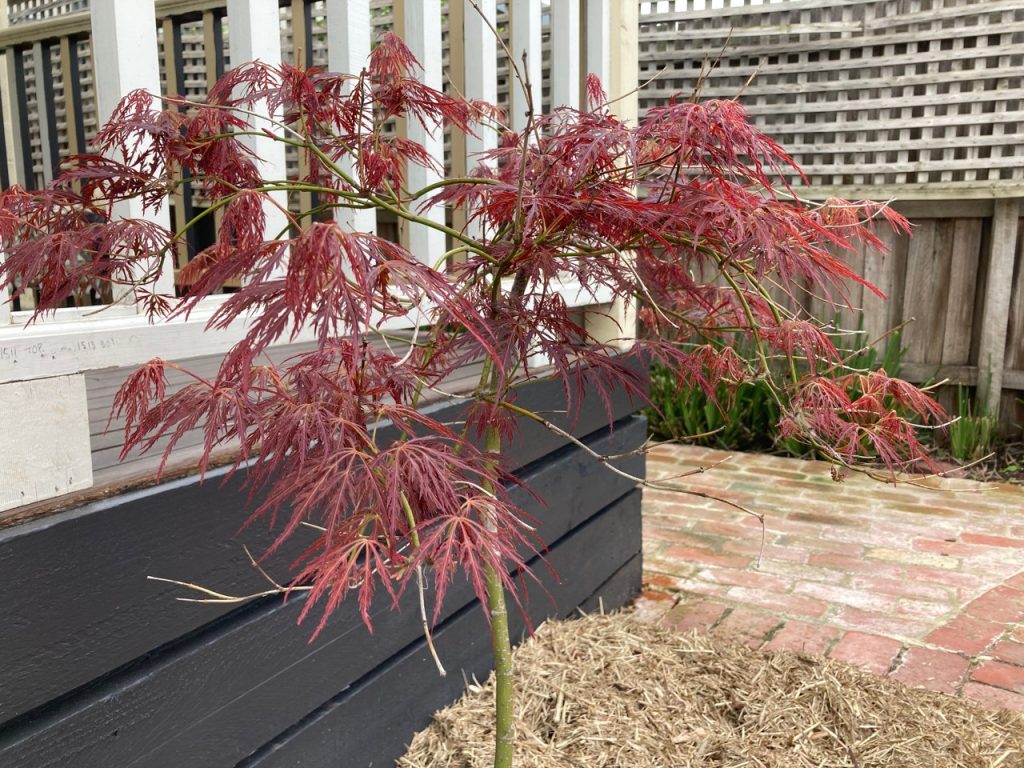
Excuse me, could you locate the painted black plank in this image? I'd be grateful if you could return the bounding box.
[578,552,644,616]
[0,420,645,765]
[240,490,643,768]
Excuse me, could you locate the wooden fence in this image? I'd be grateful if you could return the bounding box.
[802,199,1023,433]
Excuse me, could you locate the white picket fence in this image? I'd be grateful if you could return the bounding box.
[0,0,638,511]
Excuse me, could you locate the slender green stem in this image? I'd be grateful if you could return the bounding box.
[482,424,515,768]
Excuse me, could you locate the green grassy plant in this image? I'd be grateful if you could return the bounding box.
[948,386,997,463]
[648,325,906,458]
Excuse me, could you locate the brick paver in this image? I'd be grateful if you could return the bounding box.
[636,444,1024,713]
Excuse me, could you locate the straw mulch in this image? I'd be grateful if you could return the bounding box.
[399,613,1024,767]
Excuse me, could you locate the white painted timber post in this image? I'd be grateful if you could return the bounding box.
[584,0,637,349]
[550,0,581,110]
[326,0,376,234]
[584,0,611,93]
[90,0,175,301]
[510,0,542,131]
[402,0,445,264]
[463,0,497,239]
[227,0,291,254]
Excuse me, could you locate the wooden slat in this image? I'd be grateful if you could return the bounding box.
[447,0,467,234]
[226,0,290,272]
[3,47,30,187]
[289,0,313,219]
[977,199,1020,414]
[242,490,643,768]
[584,0,610,94]
[57,35,79,157]
[402,0,445,264]
[462,0,497,242]
[900,220,947,366]
[940,218,984,365]
[162,16,194,271]
[325,0,376,234]
[900,363,1024,391]
[90,0,176,298]
[1005,217,1024,375]
[550,0,581,110]
[30,40,58,183]
[510,0,542,130]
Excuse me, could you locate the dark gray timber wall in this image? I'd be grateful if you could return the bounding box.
[0,373,646,768]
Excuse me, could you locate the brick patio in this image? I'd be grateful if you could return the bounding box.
[635,444,1024,713]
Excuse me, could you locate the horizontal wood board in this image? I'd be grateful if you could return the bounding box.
[242,502,643,768]
[0,385,643,729]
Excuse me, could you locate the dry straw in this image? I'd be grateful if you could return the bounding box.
[400,613,1024,767]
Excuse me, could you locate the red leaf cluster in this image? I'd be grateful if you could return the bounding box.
[0,33,943,635]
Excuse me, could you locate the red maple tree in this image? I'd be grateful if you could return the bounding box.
[0,34,942,767]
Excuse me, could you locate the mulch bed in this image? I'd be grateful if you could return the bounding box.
[957,441,1024,486]
[400,613,1024,767]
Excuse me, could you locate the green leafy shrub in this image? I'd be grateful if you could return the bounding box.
[648,325,905,457]
[948,386,997,462]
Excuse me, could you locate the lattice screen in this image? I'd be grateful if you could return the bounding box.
[7,0,87,26]
[638,0,1024,194]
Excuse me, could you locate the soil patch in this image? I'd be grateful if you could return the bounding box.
[400,613,1024,767]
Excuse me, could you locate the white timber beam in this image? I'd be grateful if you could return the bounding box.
[550,0,581,110]
[326,0,376,233]
[90,0,175,301]
[584,0,637,349]
[227,0,291,258]
[402,0,445,264]
[510,0,542,131]
[584,0,611,99]
[463,0,497,238]
[0,374,93,512]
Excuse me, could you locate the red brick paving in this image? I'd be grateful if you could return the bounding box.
[634,444,1024,714]
[829,631,903,674]
[890,647,970,694]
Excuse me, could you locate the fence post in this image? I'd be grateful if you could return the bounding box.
[90,0,175,301]
[551,0,581,110]
[584,0,637,350]
[462,0,497,240]
[226,0,290,255]
[978,197,1020,417]
[584,0,610,90]
[402,0,445,265]
[326,0,376,234]
[0,0,10,325]
[510,0,541,132]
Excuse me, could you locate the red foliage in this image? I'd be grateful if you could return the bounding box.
[0,34,943,635]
